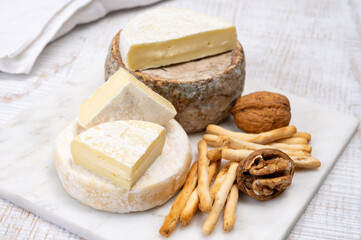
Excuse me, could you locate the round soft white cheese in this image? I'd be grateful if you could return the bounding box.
[54,118,192,213]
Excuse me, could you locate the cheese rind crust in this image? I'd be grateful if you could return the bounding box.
[54,118,192,213]
[119,8,237,70]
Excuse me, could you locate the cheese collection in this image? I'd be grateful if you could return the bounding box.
[55,7,243,218]
[49,6,323,238]
[71,120,165,189]
[119,8,237,71]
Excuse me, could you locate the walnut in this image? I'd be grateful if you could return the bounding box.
[236,148,295,201]
[231,91,291,133]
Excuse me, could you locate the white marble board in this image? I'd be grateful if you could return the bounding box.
[0,59,358,240]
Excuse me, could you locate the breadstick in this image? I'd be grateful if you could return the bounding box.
[210,163,231,201]
[222,149,320,168]
[224,184,239,231]
[180,160,221,226]
[293,132,311,142]
[203,135,230,148]
[222,149,253,162]
[179,189,198,227]
[207,124,297,144]
[273,137,308,145]
[206,124,254,141]
[209,160,222,181]
[206,147,224,161]
[203,134,224,147]
[292,156,321,168]
[226,136,311,156]
[267,142,312,153]
[202,162,238,235]
[159,161,198,237]
[197,140,212,213]
[247,125,297,144]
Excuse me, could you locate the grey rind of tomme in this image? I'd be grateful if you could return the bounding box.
[104,32,246,133]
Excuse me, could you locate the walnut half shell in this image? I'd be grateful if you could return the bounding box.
[236,148,295,201]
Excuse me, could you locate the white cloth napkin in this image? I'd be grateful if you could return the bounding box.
[0,0,161,74]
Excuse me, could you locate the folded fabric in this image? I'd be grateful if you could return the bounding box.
[0,0,161,74]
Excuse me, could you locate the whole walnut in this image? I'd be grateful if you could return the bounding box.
[231,91,291,133]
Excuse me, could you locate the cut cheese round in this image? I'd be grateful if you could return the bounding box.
[119,8,237,71]
[54,118,192,213]
[105,31,246,133]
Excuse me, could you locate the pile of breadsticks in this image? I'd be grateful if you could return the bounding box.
[204,124,320,168]
[159,124,320,237]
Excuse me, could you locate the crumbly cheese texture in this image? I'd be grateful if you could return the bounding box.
[71,120,165,190]
[78,68,176,129]
[55,118,192,213]
[119,8,237,70]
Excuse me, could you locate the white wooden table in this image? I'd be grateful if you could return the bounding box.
[0,0,360,239]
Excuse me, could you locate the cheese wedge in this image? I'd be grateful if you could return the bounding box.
[71,120,165,190]
[119,8,237,70]
[78,68,176,129]
[55,118,192,213]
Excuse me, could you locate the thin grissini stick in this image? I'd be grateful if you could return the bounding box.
[293,132,311,142]
[159,161,198,237]
[197,140,213,213]
[206,124,297,144]
[292,156,321,168]
[224,184,239,232]
[203,134,225,147]
[208,160,222,183]
[273,137,308,145]
[203,134,230,148]
[222,149,321,169]
[266,142,312,153]
[180,160,221,226]
[206,147,224,161]
[210,163,231,201]
[202,162,238,235]
[180,188,199,227]
[206,124,254,141]
[225,136,311,157]
[247,125,297,144]
[222,149,253,162]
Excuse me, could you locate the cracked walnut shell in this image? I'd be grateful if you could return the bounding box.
[236,148,295,201]
[231,91,291,133]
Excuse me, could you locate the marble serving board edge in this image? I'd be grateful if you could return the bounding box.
[0,63,106,240]
[0,58,358,240]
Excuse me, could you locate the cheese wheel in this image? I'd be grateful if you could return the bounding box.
[54,118,192,213]
[105,31,246,133]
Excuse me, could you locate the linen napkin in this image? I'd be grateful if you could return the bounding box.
[0,0,161,74]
